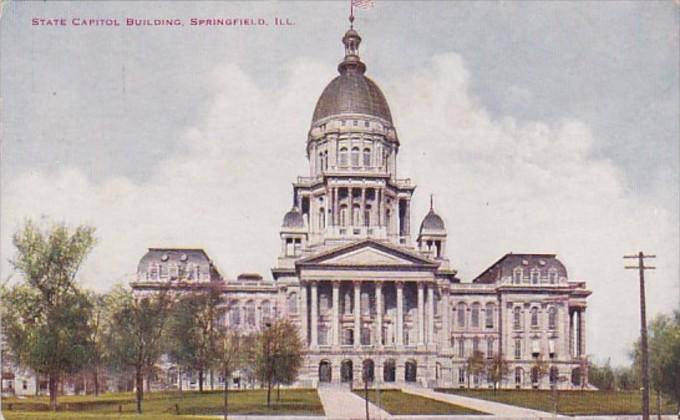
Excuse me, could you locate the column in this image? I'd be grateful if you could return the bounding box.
[578,309,586,356]
[377,189,382,226]
[442,287,450,348]
[311,281,318,348]
[404,198,411,238]
[332,187,338,226]
[354,281,361,347]
[360,187,366,226]
[348,187,354,226]
[569,310,574,357]
[417,282,425,346]
[332,281,340,347]
[427,284,435,345]
[301,284,309,346]
[396,282,404,346]
[375,282,383,347]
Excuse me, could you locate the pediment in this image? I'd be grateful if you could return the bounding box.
[297,239,437,268]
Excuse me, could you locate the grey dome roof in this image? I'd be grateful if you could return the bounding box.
[420,209,445,232]
[282,208,304,228]
[312,26,393,124]
[312,73,392,123]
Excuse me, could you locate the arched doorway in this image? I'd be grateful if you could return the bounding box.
[319,360,332,383]
[571,367,581,387]
[362,359,375,383]
[341,360,353,383]
[405,360,417,382]
[383,359,396,382]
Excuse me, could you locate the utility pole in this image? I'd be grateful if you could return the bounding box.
[624,251,655,420]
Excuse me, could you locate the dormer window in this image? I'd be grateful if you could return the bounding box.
[531,269,540,285]
[513,268,522,284]
[548,269,558,284]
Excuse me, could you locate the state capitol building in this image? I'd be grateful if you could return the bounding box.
[132,23,591,391]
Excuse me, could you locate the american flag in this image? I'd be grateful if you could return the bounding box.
[352,0,374,10]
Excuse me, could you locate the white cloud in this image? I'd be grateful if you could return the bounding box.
[2,52,677,366]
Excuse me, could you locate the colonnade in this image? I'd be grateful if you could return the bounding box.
[301,280,439,349]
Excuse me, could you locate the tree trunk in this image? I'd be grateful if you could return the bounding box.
[146,374,151,393]
[266,378,272,408]
[135,367,144,414]
[93,367,100,397]
[48,372,59,411]
[277,383,281,401]
[223,376,229,420]
[198,369,204,393]
[210,369,214,391]
[178,367,183,394]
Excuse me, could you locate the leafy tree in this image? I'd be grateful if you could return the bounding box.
[1,220,96,410]
[221,330,252,420]
[83,290,113,396]
[465,350,485,388]
[529,356,550,389]
[167,285,224,392]
[106,285,174,414]
[633,310,680,411]
[251,319,303,407]
[485,354,510,393]
[588,359,615,391]
[614,366,639,391]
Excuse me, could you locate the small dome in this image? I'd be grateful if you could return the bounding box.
[282,208,304,228]
[420,209,445,232]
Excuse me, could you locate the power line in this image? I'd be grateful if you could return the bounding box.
[624,251,655,420]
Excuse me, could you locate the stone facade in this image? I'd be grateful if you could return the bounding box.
[130,24,591,391]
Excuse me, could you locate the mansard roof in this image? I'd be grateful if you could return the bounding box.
[472,253,567,284]
[136,247,223,281]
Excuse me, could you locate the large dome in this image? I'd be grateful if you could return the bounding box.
[312,73,392,124]
[311,26,392,124]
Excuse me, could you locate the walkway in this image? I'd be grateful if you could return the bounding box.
[318,385,391,420]
[401,386,567,419]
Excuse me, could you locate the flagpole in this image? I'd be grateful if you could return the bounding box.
[349,0,354,27]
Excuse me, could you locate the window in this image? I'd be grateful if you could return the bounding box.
[339,205,348,226]
[458,367,466,384]
[450,335,455,348]
[363,148,371,166]
[485,303,495,328]
[344,329,354,345]
[487,338,494,357]
[319,327,328,345]
[515,367,523,385]
[531,269,540,285]
[230,304,241,326]
[339,147,348,166]
[458,337,465,357]
[353,120,358,126]
[531,339,540,357]
[361,327,371,345]
[457,303,466,327]
[364,208,371,227]
[514,338,521,359]
[549,339,556,358]
[319,152,324,171]
[513,268,522,284]
[351,147,360,166]
[472,337,480,353]
[364,121,369,128]
[513,307,522,330]
[531,307,539,328]
[471,303,480,328]
[261,301,271,324]
[287,292,298,314]
[319,208,326,229]
[548,307,557,329]
[549,269,558,284]
[246,302,256,327]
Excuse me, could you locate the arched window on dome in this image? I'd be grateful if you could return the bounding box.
[363,148,371,167]
[351,147,360,167]
[339,147,348,166]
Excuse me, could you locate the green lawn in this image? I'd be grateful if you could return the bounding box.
[2,389,324,419]
[353,389,485,415]
[436,389,677,416]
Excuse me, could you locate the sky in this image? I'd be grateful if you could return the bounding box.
[1,1,678,366]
